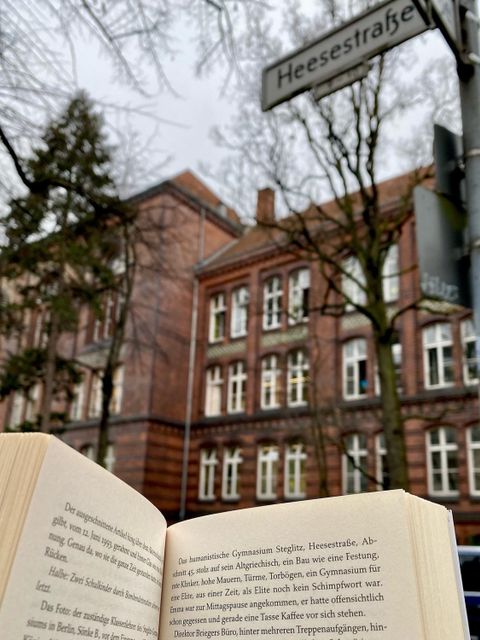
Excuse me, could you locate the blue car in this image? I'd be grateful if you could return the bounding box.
[458,546,480,640]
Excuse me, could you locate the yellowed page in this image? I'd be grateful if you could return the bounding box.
[159,491,424,640]
[0,437,166,640]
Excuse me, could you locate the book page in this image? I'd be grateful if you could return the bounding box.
[160,491,424,640]
[0,437,166,640]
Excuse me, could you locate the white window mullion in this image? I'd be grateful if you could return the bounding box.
[284,443,307,499]
[199,448,217,500]
[222,446,243,500]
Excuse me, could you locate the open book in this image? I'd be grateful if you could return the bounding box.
[0,433,469,639]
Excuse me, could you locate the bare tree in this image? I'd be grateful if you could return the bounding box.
[208,2,462,491]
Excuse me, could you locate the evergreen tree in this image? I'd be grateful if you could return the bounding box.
[1,92,129,433]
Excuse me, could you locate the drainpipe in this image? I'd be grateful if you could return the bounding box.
[180,208,205,520]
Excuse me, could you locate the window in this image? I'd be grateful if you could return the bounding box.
[88,367,123,418]
[32,309,49,348]
[93,292,117,342]
[105,443,116,473]
[199,448,217,501]
[343,338,368,399]
[287,350,309,406]
[343,433,368,494]
[263,276,282,330]
[468,426,480,497]
[231,286,249,338]
[70,380,85,421]
[9,392,24,429]
[256,444,279,500]
[375,433,390,490]
[89,371,103,418]
[110,366,124,415]
[222,446,243,500]
[374,340,402,396]
[227,361,247,413]
[462,319,479,385]
[81,443,115,472]
[205,365,223,417]
[288,268,309,324]
[81,444,95,460]
[209,293,226,343]
[382,244,399,303]
[423,323,454,389]
[285,443,307,499]
[342,256,366,309]
[427,427,459,497]
[25,384,41,424]
[261,355,281,409]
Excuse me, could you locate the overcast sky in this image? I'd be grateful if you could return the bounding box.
[71,4,458,215]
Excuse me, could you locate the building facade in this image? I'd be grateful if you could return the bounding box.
[1,171,479,542]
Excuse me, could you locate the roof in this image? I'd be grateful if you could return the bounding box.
[127,170,242,232]
[198,168,433,276]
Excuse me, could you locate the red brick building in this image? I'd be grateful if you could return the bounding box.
[1,170,479,542]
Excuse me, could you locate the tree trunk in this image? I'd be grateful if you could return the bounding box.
[375,336,409,490]
[39,312,60,432]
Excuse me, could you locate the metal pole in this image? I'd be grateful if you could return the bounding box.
[459,0,480,381]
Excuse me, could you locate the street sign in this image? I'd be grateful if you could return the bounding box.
[412,0,462,59]
[414,186,470,308]
[261,0,429,111]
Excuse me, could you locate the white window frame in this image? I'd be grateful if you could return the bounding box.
[284,443,307,499]
[231,286,249,338]
[462,319,479,385]
[343,338,368,400]
[205,365,223,417]
[342,433,368,494]
[81,444,95,460]
[261,355,281,410]
[105,443,116,473]
[110,366,124,415]
[375,433,389,490]
[288,268,310,324]
[222,446,243,500]
[70,380,85,421]
[89,371,103,418]
[9,392,24,429]
[382,244,399,303]
[468,426,480,497]
[287,349,309,406]
[199,448,217,501]
[426,427,459,497]
[227,361,247,414]
[342,256,366,309]
[423,323,454,389]
[256,444,279,500]
[263,276,282,330]
[208,293,226,343]
[25,383,41,424]
[374,341,402,396]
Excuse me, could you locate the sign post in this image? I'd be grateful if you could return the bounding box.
[457,0,480,378]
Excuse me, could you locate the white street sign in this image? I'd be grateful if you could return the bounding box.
[261,0,429,111]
